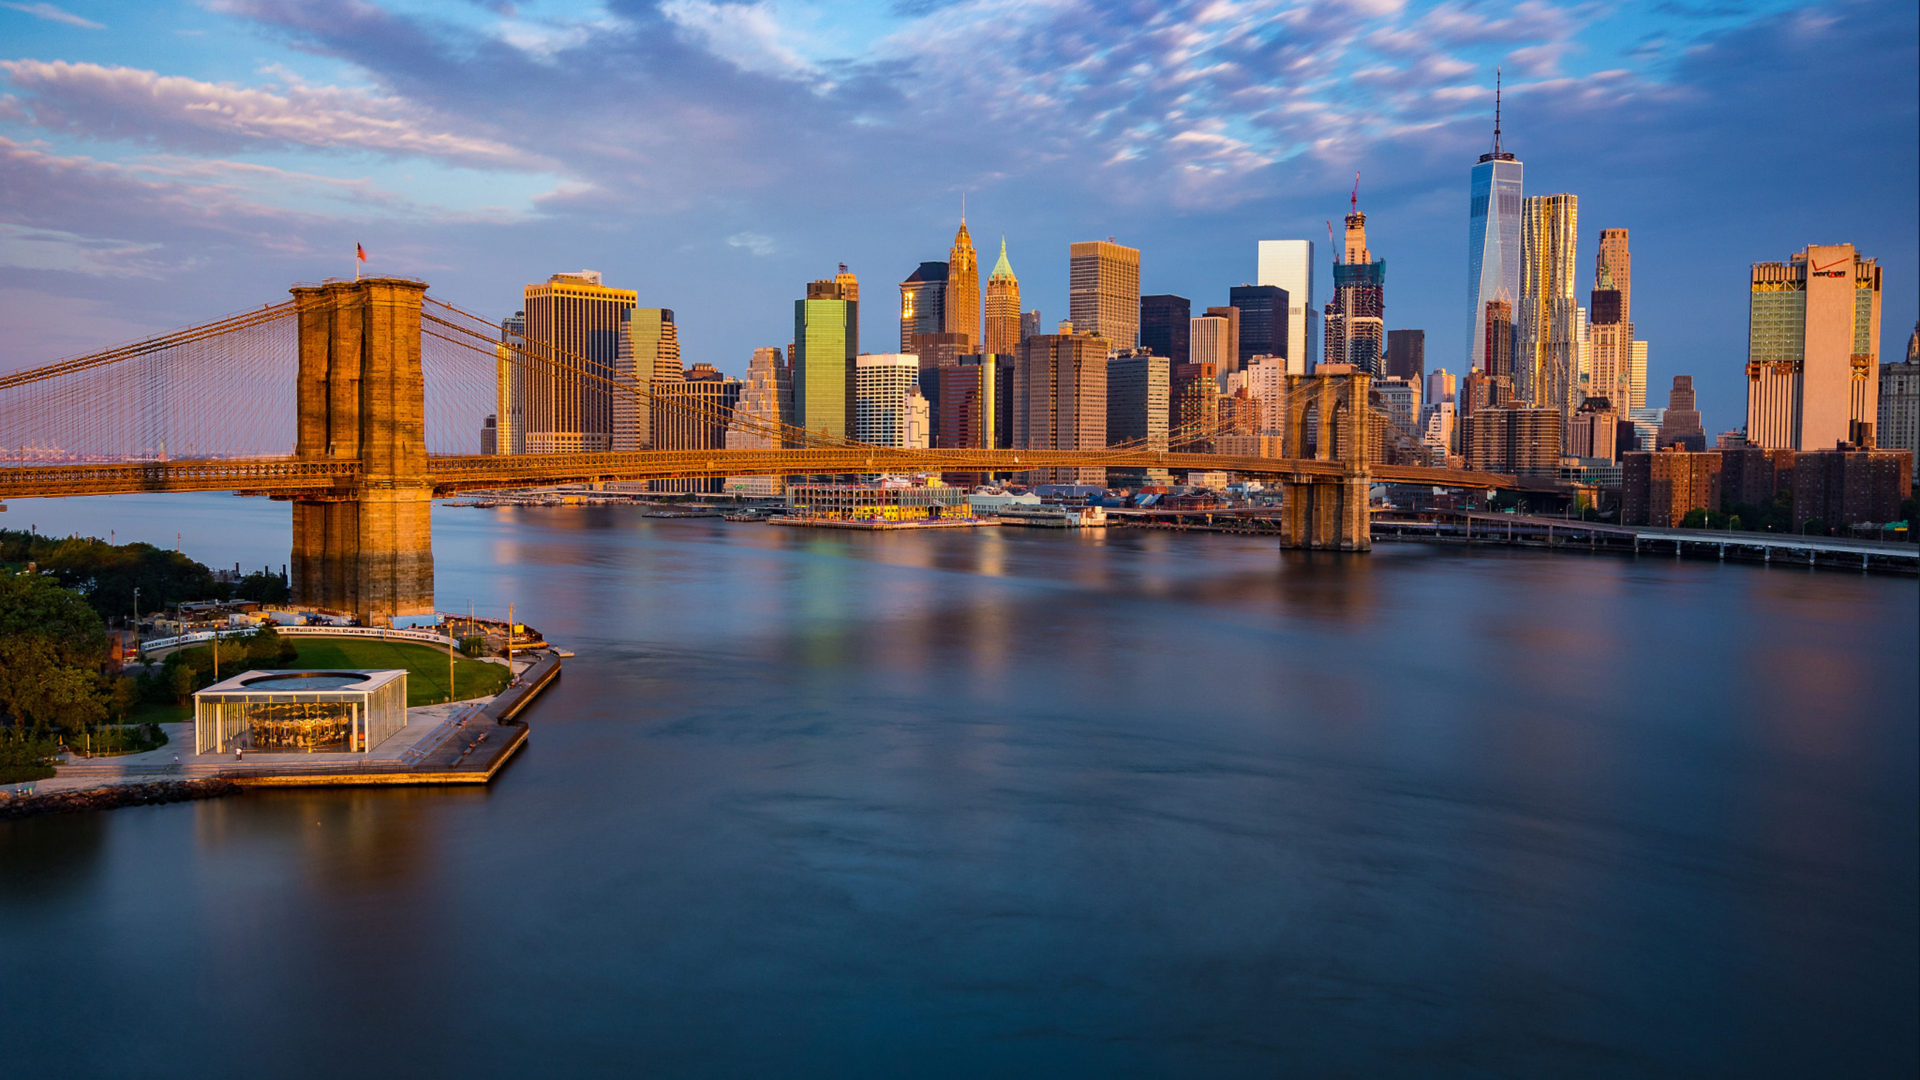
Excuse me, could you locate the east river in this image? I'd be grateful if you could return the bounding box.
[2,493,1915,1077]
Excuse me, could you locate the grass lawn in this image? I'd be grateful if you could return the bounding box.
[130,702,191,725]
[285,639,509,707]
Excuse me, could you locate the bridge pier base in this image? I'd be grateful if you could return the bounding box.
[1278,473,1371,551]
[291,490,434,623]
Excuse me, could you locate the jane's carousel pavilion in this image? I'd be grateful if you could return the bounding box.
[194,670,408,755]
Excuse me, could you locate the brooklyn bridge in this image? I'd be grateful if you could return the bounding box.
[0,278,1514,621]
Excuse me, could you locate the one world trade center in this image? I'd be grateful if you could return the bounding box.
[1467,74,1523,372]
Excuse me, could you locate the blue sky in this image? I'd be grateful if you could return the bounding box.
[1,0,1915,436]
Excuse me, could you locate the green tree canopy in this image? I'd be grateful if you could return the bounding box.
[0,573,109,729]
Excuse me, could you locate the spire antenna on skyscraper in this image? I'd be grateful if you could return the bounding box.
[1493,67,1503,157]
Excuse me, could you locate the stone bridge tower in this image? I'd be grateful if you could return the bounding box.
[288,278,435,623]
[1278,371,1374,551]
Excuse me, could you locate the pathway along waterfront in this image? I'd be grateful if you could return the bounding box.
[1,493,1915,1077]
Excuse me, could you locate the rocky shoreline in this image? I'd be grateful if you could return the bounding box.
[0,779,240,821]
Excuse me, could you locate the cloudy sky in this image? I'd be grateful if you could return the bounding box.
[2,0,1915,435]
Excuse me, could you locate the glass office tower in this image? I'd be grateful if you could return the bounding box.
[1467,126,1523,373]
[795,277,858,441]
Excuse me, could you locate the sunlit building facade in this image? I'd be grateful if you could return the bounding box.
[854,353,922,448]
[945,221,981,350]
[1016,326,1108,484]
[794,275,858,440]
[1256,239,1314,372]
[725,345,793,496]
[984,239,1021,357]
[1515,194,1579,419]
[521,271,636,452]
[614,307,680,451]
[1745,243,1882,451]
[494,312,526,455]
[1068,239,1140,350]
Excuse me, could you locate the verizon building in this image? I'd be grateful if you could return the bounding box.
[1746,244,1882,451]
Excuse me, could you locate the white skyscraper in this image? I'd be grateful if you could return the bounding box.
[1191,315,1232,372]
[1256,239,1315,373]
[853,353,921,447]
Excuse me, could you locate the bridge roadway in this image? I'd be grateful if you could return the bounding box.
[0,450,1513,500]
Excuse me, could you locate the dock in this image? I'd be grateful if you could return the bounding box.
[1375,512,1918,574]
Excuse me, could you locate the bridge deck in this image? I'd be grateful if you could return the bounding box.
[1,452,1515,499]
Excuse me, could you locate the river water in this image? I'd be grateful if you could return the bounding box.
[2,493,1915,1077]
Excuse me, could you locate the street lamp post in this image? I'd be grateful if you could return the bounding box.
[132,587,142,661]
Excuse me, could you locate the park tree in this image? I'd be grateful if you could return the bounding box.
[0,573,110,730]
[2,530,221,622]
[246,621,298,666]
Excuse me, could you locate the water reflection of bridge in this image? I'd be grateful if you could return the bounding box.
[2,278,1516,621]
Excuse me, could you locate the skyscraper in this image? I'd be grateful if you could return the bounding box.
[494,312,526,455]
[1385,329,1424,382]
[1878,323,1920,470]
[651,362,741,493]
[725,345,792,497]
[1191,315,1232,372]
[1323,191,1385,374]
[984,239,1021,356]
[945,220,981,349]
[1229,285,1289,370]
[1171,362,1220,453]
[1068,239,1140,349]
[1107,351,1170,450]
[1515,193,1579,419]
[1021,310,1042,342]
[1629,340,1649,412]
[1483,299,1514,380]
[1586,232,1633,414]
[1597,228,1631,320]
[521,270,635,453]
[1204,305,1241,377]
[1467,73,1523,373]
[854,353,922,448]
[898,261,947,352]
[1746,244,1883,451]
[614,307,679,451]
[1015,327,1107,484]
[936,354,1001,451]
[1256,239,1314,372]
[1656,376,1705,451]
[1139,294,1191,366]
[1107,349,1171,486]
[794,273,858,440]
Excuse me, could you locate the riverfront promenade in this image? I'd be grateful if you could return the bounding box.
[14,650,562,801]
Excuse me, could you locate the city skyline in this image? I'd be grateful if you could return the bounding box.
[0,1,1916,442]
